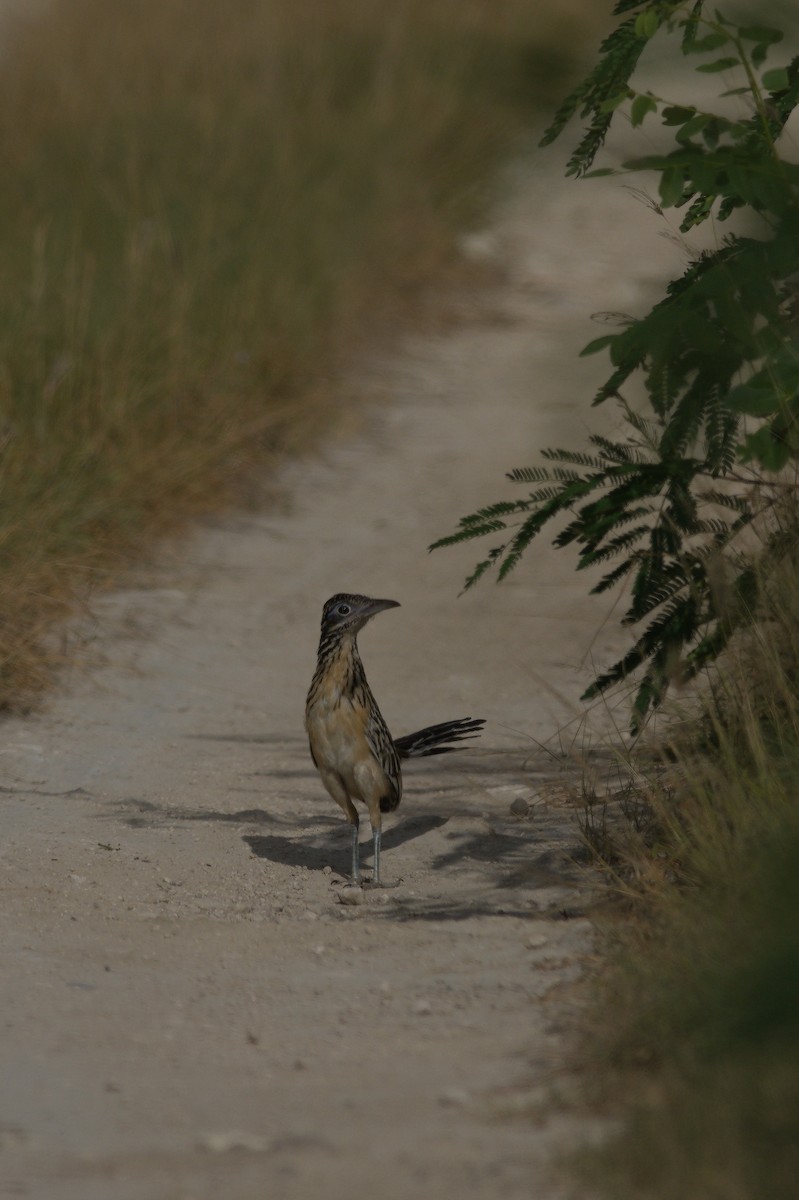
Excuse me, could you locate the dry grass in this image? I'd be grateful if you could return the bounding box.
[0,0,592,707]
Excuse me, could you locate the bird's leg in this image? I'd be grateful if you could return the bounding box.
[323,779,360,884]
[372,827,381,886]
[365,823,398,888]
[351,822,361,884]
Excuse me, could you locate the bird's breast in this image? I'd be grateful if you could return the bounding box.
[307,697,396,807]
[306,694,367,774]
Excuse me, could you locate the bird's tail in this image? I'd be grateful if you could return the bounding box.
[394,717,485,759]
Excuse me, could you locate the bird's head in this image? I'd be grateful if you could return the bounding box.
[320,593,400,639]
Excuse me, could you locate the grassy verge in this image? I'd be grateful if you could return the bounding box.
[576,548,799,1199]
[0,0,591,707]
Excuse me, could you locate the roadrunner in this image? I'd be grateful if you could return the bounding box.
[305,593,484,884]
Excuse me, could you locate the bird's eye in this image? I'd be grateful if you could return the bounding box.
[336,603,351,616]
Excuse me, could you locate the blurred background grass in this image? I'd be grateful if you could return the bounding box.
[0,0,598,706]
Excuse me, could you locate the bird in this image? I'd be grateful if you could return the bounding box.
[305,592,484,885]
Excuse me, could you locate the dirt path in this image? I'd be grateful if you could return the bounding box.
[0,146,678,1199]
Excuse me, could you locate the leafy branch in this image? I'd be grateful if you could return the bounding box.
[433,1,799,729]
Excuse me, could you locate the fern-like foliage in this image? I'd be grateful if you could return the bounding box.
[540,15,649,177]
[433,2,799,729]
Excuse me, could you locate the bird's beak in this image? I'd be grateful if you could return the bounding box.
[361,597,400,620]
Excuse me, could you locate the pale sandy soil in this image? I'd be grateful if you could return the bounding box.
[0,136,681,1199]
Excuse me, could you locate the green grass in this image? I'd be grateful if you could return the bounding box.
[577,553,799,1200]
[0,0,590,705]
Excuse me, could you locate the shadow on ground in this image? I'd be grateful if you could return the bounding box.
[110,784,587,918]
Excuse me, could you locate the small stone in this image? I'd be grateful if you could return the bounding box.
[459,230,499,263]
[303,909,319,921]
[412,998,432,1016]
[338,887,364,906]
[526,933,548,949]
[439,1087,470,1108]
[510,797,531,818]
[201,1130,271,1154]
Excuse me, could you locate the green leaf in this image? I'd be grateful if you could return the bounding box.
[727,381,780,417]
[580,334,617,357]
[696,57,741,73]
[462,553,502,590]
[762,67,790,90]
[623,153,685,171]
[661,105,695,126]
[631,93,657,127]
[659,166,685,208]
[675,113,709,142]
[635,10,659,39]
[739,426,790,471]
[684,32,730,54]
[600,90,631,114]
[738,25,783,44]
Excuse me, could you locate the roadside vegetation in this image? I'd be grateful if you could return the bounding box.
[580,555,799,1197]
[0,0,587,707]
[434,0,799,1193]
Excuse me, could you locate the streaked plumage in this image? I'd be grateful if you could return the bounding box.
[305,592,484,884]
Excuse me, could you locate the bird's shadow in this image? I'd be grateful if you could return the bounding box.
[244,813,448,872]
[108,737,591,909]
